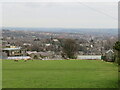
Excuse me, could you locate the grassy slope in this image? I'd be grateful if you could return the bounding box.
[2,60,118,88]
[0,60,2,89]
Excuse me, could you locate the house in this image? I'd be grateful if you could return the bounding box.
[38,52,54,60]
[26,51,40,59]
[23,43,32,46]
[26,51,54,60]
[105,49,114,62]
[53,39,58,42]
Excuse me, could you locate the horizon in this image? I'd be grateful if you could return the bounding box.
[3,27,118,35]
[2,26,118,29]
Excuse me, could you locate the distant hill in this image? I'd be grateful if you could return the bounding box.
[3,27,118,35]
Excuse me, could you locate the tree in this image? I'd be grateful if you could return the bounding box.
[113,41,120,51]
[113,41,120,64]
[61,39,78,59]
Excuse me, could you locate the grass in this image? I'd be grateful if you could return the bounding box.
[2,60,118,88]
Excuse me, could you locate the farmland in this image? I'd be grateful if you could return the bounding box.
[2,60,118,88]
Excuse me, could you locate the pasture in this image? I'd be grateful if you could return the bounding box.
[2,60,118,88]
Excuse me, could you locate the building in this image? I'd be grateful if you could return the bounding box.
[2,46,26,56]
[105,49,114,62]
[7,56,31,60]
[77,55,102,60]
[26,51,55,60]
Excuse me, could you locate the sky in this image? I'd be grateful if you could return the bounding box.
[1,0,118,28]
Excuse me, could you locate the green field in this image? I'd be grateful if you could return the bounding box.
[2,60,118,88]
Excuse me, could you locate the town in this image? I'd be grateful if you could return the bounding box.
[1,29,118,61]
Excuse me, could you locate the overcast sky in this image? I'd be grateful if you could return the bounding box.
[2,1,118,28]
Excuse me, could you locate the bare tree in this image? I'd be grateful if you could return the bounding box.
[61,39,78,59]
